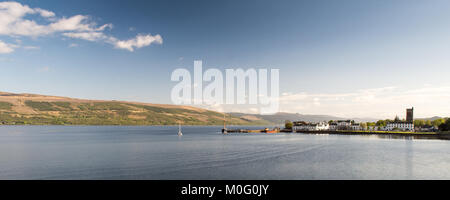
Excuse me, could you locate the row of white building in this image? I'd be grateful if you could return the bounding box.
[293,120,365,131]
[293,120,415,132]
[293,108,416,132]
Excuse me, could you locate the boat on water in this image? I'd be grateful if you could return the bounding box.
[265,130,278,134]
[222,113,228,134]
[178,124,183,136]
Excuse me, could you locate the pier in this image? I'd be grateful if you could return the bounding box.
[224,127,281,134]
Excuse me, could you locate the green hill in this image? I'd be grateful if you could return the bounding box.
[0,92,269,126]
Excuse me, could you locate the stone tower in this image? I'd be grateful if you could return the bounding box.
[406,107,414,123]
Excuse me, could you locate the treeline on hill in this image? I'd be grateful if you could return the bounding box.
[365,118,449,131]
[0,100,266,126]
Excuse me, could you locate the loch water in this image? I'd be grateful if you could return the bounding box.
[0,126,449,180]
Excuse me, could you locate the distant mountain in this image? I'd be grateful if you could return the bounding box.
[0,92,268,126]
[416,116,446,121]
[229,112,378,124]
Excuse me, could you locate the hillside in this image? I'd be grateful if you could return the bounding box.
[416,116,444,121]
[0,92,269,126]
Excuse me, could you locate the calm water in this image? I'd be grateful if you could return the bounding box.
[0,126,449,180]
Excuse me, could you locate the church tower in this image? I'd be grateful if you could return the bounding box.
[406,107,414,122]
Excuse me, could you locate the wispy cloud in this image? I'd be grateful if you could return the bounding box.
[0,1,163,52]
[68,43,79,48]
[181,85,450,119]
[23,45,40,50]
[279,85,450,118]
[0,40,15,53]
[110,34,163,52]
[62,31,108,42]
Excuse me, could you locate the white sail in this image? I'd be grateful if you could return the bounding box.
[178,124,183,136]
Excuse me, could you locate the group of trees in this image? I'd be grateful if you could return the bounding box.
[414,119,445,127]
[371,118,447,128]
[438,118,450,131]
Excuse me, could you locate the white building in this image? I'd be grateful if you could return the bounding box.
[351,123,363,131]
[333,120,353,130]
[293,121,329,131]
[293,121,308,131]
[329,122,338,130]
[307,122,329,131]
[386,122,414,132]
[337,120,352,127]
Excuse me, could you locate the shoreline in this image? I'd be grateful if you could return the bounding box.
[296,130,450,140]
[0,124,275,127]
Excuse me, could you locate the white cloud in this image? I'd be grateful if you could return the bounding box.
[68,43,79,48]
[192,85,450,118]
[0,1,162,51]
[34,8,55,18]
[62,32,163,52]
[63,32,108,42]
[23,45,39,50]
[49,15,103,33]
[0,40,15,53]
[279,85,450,119]
[0,2,53,36]
[111,34,163,52]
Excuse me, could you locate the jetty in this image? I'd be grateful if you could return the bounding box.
[221,113,280,134]
[223,125,281,134]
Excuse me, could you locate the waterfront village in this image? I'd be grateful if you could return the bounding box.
[224,107,450,135]
[292,107,419,132]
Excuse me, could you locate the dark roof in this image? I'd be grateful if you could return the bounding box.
[387,122,413,124]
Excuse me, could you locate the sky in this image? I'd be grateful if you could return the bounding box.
[1,0,450,119]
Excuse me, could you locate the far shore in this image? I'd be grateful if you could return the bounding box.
[1,125,449,139]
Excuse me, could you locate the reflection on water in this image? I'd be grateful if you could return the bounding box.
[310,133,449,141]
[405,139,413,178]
[0,126,449,180]
[375,134,432,140]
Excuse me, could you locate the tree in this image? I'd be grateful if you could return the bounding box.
[376,120,386,127]
[432,118,445,127]
[361,122,367,130]
[285,120,293,129]
[414,119,425,127]
[366,122,376,127]
[438,118,450,131]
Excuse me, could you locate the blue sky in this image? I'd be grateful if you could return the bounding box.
[1,0,450,118]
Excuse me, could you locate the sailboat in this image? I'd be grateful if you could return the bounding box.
[222,113,228,134]
[178,123,183,136]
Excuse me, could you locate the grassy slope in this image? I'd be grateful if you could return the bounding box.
[0,92,270,126]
